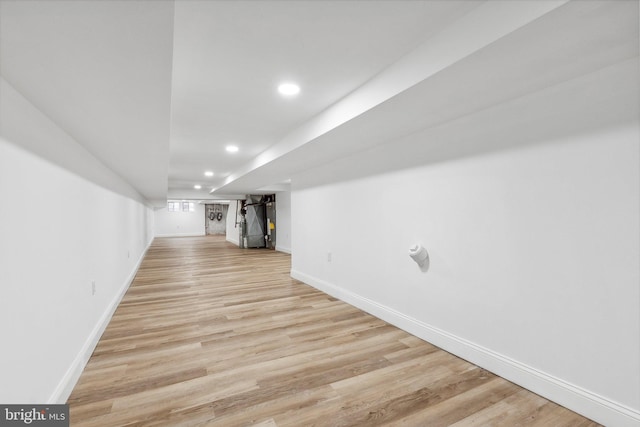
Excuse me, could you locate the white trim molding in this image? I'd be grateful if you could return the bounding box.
[291,269,640,427]
[155,232,206,238]
[49,239,153,404]
[275,245,291,254]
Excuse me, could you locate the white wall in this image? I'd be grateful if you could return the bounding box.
[0,77,154,403]
[275,191,291,253]
[291,59,639,426]
[225,200,241,246]
[154,202,205,237]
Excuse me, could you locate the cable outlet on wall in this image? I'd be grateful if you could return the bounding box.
[327,252,332,262]
[127,250,130,259]
[91,281,96,296]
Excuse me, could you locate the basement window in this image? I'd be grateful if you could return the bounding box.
[167,201,195,212]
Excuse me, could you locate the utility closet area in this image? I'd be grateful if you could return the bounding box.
[205,203,228,235]
[239,195,276,249]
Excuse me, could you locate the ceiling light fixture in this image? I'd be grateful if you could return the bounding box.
[226,145,239,153]
[194,185,202,189]
[204,171,214,177]
[278,82,300,97]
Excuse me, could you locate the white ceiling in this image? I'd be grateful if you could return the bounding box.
[0,0,174,204]
[0,1,637,204]
[168,0,477,198]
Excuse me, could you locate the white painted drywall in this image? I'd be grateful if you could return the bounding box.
[290,59,640,426]
[0,77,154,403]
[154,202,205,237]
[275,191,291,254]
[225,200,241,246]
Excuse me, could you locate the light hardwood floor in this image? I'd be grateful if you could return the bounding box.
[68,236,600,426]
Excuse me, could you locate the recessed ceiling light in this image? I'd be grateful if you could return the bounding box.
[278,82,300,97]
[204,171,214,177]
[226,145,239,153]
[194,185,202,190]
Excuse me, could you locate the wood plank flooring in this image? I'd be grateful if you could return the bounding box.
[68,236,599,426]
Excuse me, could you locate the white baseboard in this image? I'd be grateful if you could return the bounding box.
[291,269,640,427]
[275,245,291,254]
[226,237,239,246]
[49,239,153,404]
[155,232,205,238]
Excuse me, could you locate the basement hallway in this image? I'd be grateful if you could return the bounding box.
[67,236,599,426]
